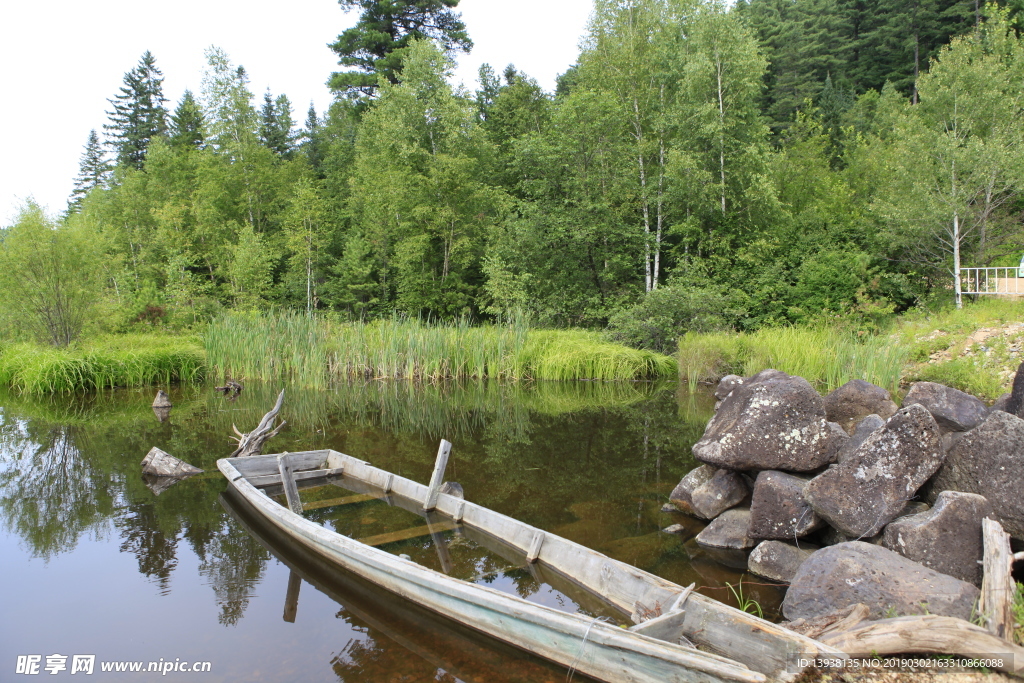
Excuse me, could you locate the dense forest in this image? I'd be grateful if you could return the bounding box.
[3,0,1024,352]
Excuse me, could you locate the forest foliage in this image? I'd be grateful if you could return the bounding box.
[3,0,1024,349]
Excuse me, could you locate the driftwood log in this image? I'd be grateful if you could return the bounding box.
[215,379,243,397]
[229,389,286,457]
[820,614,1024,677]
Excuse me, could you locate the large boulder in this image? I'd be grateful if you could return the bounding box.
[692,373,848,472]
[694,508,757,550]
[668,465,716,518]
[882,491,992,585]
[902,381,988,432]
[823,380,898,434]
[748,540,817,583]
[926,410,1024,539]
[747,471,824,539]
[835,414,885,464]
[782,541,980,621]
[803,404,944,538]
[690,469,748,520]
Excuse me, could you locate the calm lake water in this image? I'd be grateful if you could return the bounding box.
[0,380,785,682]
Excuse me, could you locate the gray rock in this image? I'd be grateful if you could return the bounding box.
[692,374,849,472]
[902,381,989,432]
[823,380,898,434]
[748,368,790,383]
[782,541,981,621]
[695,508,757,550]
[152,389,172,408]
[882,491,992,585]
[668,465,716,517]
[803,404,944,538]
[661,503,680,513]
[747,471,824,539]
[715,374,745,400]
[926,410,1024,539]
[440,481,464,499]
[662,524,688,534]
[690,469,749,520]
[1007,360,1024,417]
[141,447,202,477]
[748,540,817,583]
[991,393,1011,414]
[836,414,885,464]
[817,501,930,546]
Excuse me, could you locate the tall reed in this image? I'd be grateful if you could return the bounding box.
[0,335,205,395]
[678,327,908,393]
[205,312,675,386]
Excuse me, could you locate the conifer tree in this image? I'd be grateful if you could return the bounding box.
[169,90,205,149]
[329,1,472,97]
[300,104,323,171]
[67,130,110,213]
[105,51,168,169]
[259,91,295,156]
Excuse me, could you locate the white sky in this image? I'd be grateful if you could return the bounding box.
[0,0,594,226]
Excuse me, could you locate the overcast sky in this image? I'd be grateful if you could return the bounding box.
[0,0,594,225]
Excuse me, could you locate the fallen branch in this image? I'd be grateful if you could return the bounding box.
[819,614,1024,678]
[229,390,286,457]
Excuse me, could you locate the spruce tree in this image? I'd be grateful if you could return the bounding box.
[169,90,205,149]
[67,130,111,213]
[105,51,168,169]
[328,1,472,98]
[259,91,295,156]
[301,104,324,171]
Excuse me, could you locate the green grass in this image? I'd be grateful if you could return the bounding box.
[0,334,205,395]
[677,326,908,393]
[206,312,676,386]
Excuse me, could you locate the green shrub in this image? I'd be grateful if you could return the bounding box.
[607,284,746,354]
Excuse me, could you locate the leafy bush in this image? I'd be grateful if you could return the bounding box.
[607,284,746,354]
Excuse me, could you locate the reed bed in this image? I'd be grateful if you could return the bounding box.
[678,327,908,394]
[0,335,205,395]
[205,312,675,387]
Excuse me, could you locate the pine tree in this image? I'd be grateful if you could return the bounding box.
[67,130,111,213]
[105,51,168,169]
[169,90,205,149]
[329,1,473,97]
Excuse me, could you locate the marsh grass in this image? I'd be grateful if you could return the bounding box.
[0,335,205,394]
[678,327,907,393]
[206,312,675,386]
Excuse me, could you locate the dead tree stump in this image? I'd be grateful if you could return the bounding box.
[229,389,286,457]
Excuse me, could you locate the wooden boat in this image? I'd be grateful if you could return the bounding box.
[218,446,845,683]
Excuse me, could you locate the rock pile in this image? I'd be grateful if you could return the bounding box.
[668,369,1024,622]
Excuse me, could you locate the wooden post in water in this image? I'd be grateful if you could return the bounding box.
[423,439,452,512]
[283,570,301,623]
[277,454,304,515]
[979,517,1014,639]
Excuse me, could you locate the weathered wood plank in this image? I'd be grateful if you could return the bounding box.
[277,455,303,515]
[229,451,330,477]
[820,614,1024,677]
[980,517,1015,640]
[302,493,375,511]
[526,531,545,564]
[283,570,301,623]
[423,440,452,512]
[358,520,458,548]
